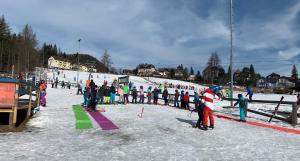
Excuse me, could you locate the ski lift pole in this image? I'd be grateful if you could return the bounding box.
[230,0,234,107]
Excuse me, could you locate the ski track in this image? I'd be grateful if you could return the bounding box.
[1,87,300,161]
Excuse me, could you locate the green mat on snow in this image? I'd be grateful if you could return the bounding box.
[72,105,93,129]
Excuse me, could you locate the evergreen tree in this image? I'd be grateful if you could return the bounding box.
[249,64,257,85]
[101,49,113,72]
[291,64,298,82]
[0,15,10,71]
[190,67,194,75]
[183,67,189,80]
[170,68,175,79]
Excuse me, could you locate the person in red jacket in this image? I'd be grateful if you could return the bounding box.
[183,92,190,110]
[201,88,221,130]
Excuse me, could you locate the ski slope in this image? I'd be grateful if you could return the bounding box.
[0,87,300,161]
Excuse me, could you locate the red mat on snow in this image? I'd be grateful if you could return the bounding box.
[215,114,300,135]
[88,111,119,130]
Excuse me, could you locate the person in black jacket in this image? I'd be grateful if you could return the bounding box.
[162,87,169,105]
[131,86,138,103]
[98,85,105,104]
[88,85,98,112]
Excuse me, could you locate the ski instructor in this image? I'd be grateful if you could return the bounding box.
[201,85,223,130]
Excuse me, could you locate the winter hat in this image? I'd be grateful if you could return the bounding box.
[238,94,243,98]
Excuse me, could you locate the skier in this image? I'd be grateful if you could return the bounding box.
[234,94,247,122]
[139,86,145,104]
[153,87,159,105]
[194,92,205,128]
[123,83,129,104]
[180,90,185,108]
[97,85,105,104]
[77,83,83,95]
[61,80,65,88]
[246,86,253,101]
[118,85,124,104]
[201,87,221,130]
[162,87,169,105]
[110,84,116,104]
[183,92,190,110]
[83,86,90,107]
[88,85,98,112]
[104,86,110,104]
[40,89,47,107]
[147,86,152,104]
[131,86,138,103]
[55,77,58,88]
[174,90,180,107]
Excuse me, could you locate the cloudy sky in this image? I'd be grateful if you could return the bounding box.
[1,0,300,76]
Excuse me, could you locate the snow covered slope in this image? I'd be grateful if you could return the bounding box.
[1,87,300,161]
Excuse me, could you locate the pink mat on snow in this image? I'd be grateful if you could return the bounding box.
[88,111,119,130]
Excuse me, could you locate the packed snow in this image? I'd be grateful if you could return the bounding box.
[1,69,300,160]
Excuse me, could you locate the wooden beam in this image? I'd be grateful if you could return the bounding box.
[247,109,289,122]
[223,97,294,105]
[0,109,14,113]
[269,96,284,122]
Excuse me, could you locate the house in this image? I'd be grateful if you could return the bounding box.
[48,56,72,70]
[188,75,196,81]
[137,64,156,76]
[276,77,295,88]
[256,78,267,88]
[122,69,133,75]
[48,56,97,72]
[266,73,280,88]
[175,70,183,77]
[157,68,170,78]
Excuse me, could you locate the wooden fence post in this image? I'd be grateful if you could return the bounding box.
[27,86,32,117]
[13,84,19,127]
[291,103,299,126]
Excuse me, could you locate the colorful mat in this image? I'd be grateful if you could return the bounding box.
[88,111,119,130]
[72,105,93,129]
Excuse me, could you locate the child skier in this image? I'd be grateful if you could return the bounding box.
[180,90,185,108]
[131,86,138,103]
[139,86,145,104]
[147,86,152,104]
[40,89,47,107]
[174,90,180,107]
[183,92,190,110]
[104,86,110,104]
[162,87,169,105]
[118,85,124,104]
[123,83,129,104]
[83,86,90,107]
[234,94,247,122]
[246,86,253,101]
[153,87,159,105]
[110,84,116,104]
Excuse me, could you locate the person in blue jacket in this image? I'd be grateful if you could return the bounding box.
[246,86,253,101]
[234,94,247,122]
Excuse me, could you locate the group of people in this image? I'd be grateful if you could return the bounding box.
[79,79,251,130]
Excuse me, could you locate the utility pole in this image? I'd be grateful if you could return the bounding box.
[230,0,234,106]
[77,39,81,85]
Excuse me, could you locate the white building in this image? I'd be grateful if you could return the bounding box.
[48,56,72,70]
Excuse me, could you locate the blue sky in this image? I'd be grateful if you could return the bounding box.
[1,0,300,76]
